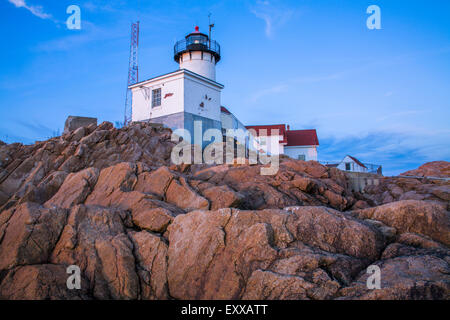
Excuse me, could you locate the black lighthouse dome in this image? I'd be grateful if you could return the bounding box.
[174,26,221,63]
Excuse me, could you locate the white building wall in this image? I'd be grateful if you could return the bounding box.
[337,156,368,173]
[284,146,318,161]
[131,73,184,122]
[257,135,284,155]
[131,70,222,123]
[179,51,216,81]
[183,75,221,122]
[279,143,285,155]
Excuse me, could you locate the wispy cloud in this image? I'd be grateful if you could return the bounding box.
[33,21,127,52]
[8,0,52,20]
[248,83,289,102]
[15,118,54,136]
[318,129,450,176]
[247,71,343,103]
[375,109,426,122]
[250,0,294,39]
[245,56,410,105]
[83,1,122,13]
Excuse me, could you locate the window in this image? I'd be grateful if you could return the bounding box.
[152,88,161,108]
[297,154,306,161]
[345,163,351,171]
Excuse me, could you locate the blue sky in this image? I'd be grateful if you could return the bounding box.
[0,0,449,175]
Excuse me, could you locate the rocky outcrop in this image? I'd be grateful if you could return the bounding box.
[352,200,450,246]
[0,264,90,300]
[45,168,99,208]
[284,206,386,260]
[166,207,372,300]
[49,204,139,299]
[0,122,175,208]
[0,122,448,300]
[400,161,450,178]
[363,177,449,210]
[339,255,450,300]
[165,178,209,211]
[129,231,169,299]
[0,202,68,270]
[361,161,449,211]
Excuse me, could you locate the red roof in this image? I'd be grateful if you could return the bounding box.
[220,106,231,114]
[347,155,367,168]
[286,129,319,146]
[245,124,287,144]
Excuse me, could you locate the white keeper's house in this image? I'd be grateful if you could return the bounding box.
[129,26,319,159]
[245,124,319,161]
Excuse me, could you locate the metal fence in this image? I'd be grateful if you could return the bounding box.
[363,163,382,174]
[319,161,382,175]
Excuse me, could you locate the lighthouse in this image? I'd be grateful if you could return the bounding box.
[129,26,224,140]
[174,26,221,81]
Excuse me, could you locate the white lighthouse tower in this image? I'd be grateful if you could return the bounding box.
[174,26,221,81]
[129,26,223,140]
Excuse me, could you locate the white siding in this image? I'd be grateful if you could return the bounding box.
[179,51,216,80]
[130,70,223,123]
[131,73,184,122]
[337,156,368,173]
[256,135,284,155]
[184,75,221,122]
[284,146,318,161]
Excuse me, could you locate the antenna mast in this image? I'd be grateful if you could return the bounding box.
[124,21,140,126]
[208,13,214,48]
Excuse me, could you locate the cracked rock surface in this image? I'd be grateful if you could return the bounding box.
[0,122,449,299]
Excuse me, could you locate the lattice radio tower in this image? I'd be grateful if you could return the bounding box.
[124,21,140,126]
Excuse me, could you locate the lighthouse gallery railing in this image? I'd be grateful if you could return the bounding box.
[174,38,221,62]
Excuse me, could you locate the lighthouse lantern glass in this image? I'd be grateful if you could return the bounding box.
[187,34,208,47]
